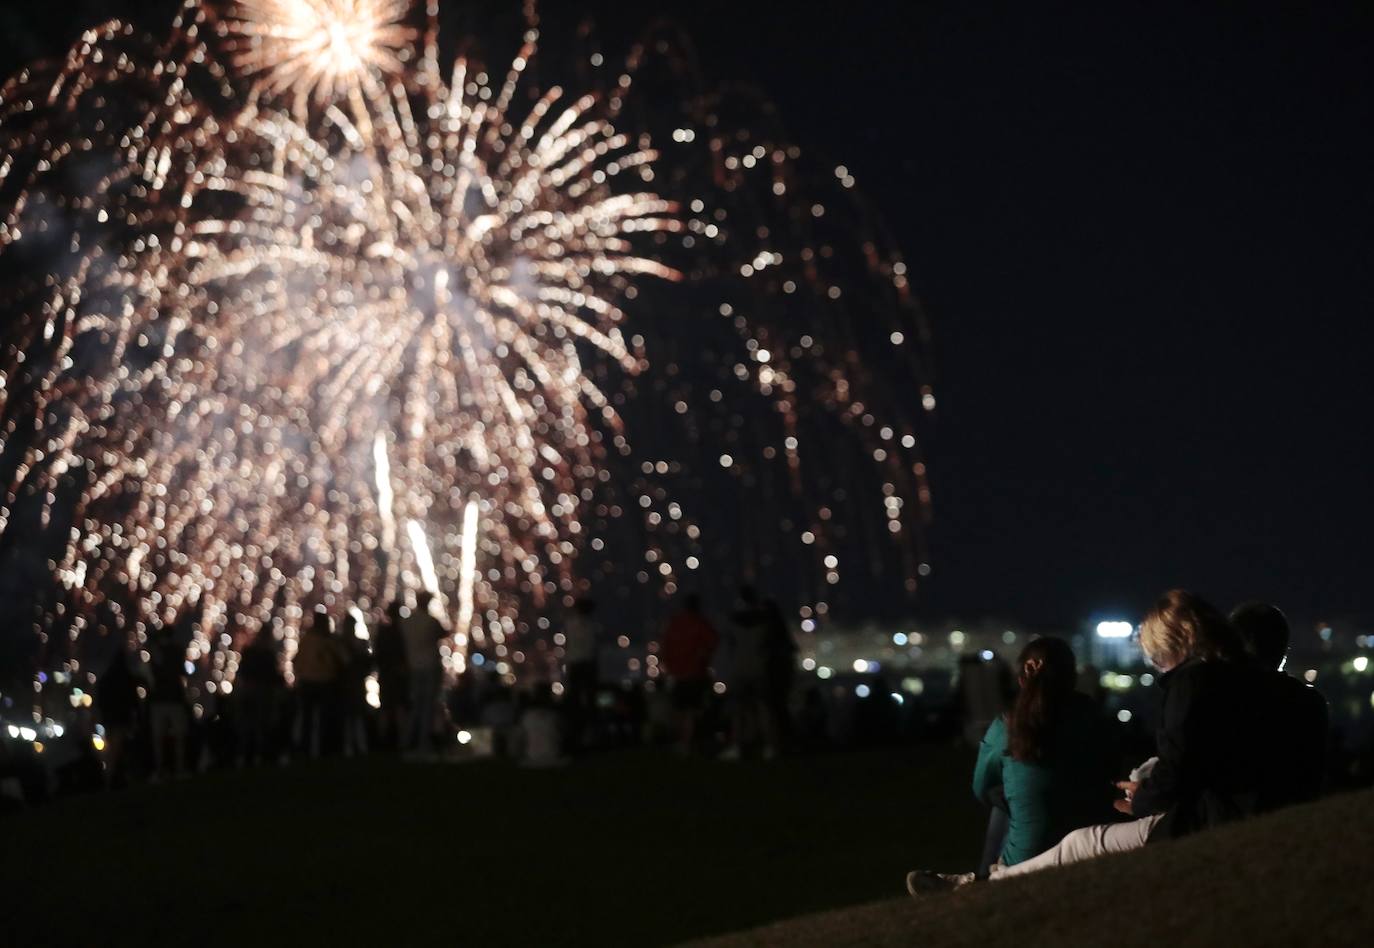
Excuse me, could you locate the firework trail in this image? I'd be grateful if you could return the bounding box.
[0,0,933,687]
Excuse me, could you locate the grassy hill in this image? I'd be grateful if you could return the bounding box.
[1,747,984,947]
[688,787,1374,947]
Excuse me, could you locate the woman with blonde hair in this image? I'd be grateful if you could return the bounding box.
[975,589,1264,882]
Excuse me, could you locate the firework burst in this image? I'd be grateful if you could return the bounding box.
[0,0,934,687]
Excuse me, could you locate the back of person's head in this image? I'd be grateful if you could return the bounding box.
[1229,601,1290,671]
[683,593,702,613]
[1139,589,1243,671]
[310,610,332,637]
[1006,636,1077,762]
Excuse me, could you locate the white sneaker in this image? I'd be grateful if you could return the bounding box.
[905,870,975,897]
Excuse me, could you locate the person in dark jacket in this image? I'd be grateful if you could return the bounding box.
[1229,601,1329,808]
[95,645,142,787]
[374,601,409,750]
[234,628,283,765]
[988,590,1265,880]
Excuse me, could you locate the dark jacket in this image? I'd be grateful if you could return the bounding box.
[1133,658,1266,841]
[1256,670,1328,810]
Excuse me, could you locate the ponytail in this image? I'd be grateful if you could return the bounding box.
[1006,637,1077,762]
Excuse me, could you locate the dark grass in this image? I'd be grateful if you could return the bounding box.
[690,786,1374,948]
[2,745,983,947]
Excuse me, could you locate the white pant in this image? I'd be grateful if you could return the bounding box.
[991,814,1163,879]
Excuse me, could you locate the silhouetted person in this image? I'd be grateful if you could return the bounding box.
[338,612,373,757]
[1230,601,1329,808]
[762,599,798,752]
[374,601,409,750]
[516,683,566,767]
[95,644,141,787]
[561,598,602,749]
[147,624,190,779]
[402,591,447,752]
[294,611,344,758]
[723,585,774,759]
[661,593,719,754]
[1075,662,1106,708]
[235,628,283,765]
[956,651,1015,746]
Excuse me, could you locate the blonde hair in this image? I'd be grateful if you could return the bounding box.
[1139,589,1243,669]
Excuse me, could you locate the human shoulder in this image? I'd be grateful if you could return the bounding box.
[981,714,1008,748]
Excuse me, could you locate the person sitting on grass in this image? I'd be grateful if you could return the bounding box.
[976,590,1265,883]
[906,636,1115,893]
[1229,601,1329,809]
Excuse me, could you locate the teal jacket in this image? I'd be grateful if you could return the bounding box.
[972,694,1115,866]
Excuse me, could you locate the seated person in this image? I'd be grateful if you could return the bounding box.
[907,637,1114,893]
[987,589,1267,881]
[1229,601,1328,808]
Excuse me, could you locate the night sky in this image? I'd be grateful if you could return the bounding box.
[3,1,1371,628]
[631,0,1374,626]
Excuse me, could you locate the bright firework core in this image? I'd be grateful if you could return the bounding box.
[228,0,416,108]
[0,0,935,685]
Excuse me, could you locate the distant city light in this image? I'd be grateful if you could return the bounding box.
[979,649,994,661]
[1096,621,1134,639]
[1354,656,1369,673]
[855,684,871,698]
[949,630,966,647]
[892,632,908,646]
[1117,709,1132,723]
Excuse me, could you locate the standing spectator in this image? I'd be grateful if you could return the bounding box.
[234,628,282,766]
[338,611,373,757]
[515,684,566,768]
[147,624,190,780]
[661,594,719,755]
[402,591,447,752]
[561,598,602,750]
[294,610,344,758]
[957,652,1016,747]
[762,599,798,755]
[722,586,771,760]
[95,644,141,787]
[374,601,409,750]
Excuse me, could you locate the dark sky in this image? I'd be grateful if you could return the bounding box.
[3,1,1371,627]
[637,0,1374,625]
